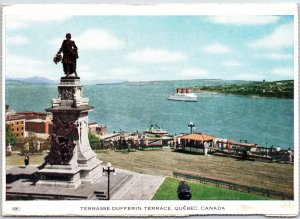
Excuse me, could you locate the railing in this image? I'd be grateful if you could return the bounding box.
[173,171,293,200]
[140,145,163,150]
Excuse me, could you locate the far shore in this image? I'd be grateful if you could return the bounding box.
[193,89,292,99]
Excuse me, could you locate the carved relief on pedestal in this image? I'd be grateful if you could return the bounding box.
[60,87,75,100]
[45,118,79,165]
[52,86,89,107]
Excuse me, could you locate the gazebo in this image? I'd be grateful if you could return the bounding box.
[180,133,214,154]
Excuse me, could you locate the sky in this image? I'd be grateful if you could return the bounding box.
[4,14,294,81]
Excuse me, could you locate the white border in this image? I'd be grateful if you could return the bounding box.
[1,3,299,217]
[2,3,298,15]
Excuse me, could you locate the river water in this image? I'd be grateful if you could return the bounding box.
[6,79,294,149]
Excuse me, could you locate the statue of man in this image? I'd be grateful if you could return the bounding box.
[56,33,79,77]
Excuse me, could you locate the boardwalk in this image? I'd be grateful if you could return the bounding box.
[97,149,293,195]
[6,148,293,195]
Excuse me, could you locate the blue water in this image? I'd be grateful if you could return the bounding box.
[6,80,294,149]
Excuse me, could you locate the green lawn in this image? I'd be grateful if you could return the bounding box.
[152,177,273,200]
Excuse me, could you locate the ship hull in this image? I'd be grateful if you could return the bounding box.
[168,94,197,102]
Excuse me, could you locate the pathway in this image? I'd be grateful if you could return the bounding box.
[111,168,165,200]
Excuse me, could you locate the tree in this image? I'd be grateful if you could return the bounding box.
[6,125,17,146]
[88,132,100,150]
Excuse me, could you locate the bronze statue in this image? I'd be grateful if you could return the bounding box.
[54,33,79,77]
[45,118,79,165]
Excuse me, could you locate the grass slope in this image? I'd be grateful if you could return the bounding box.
[152,177,273,200]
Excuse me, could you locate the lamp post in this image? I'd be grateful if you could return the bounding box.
[188,122,195,134]
[103,162,115,200]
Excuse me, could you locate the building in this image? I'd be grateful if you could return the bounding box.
[180,133,215,154]
[25,119,53,139]
[89,122,107,136]
[5,105,26,138]
[15,111,52,121]
[6,114,26,138]
[6,110,53,139]
[214,138,257,151]
[15,112,53,139]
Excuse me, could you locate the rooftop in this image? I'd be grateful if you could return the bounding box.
[181,133,214,142]
[6,114,25,121]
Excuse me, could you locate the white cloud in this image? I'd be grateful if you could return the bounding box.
[208,16,279,25]
[7,36,29,45]
[77,65,138,81]
[76,29,123,50]
[126,48,187,63]
[223,61,243,67]
[6,15,72,30]
[50,29,123,54]
[232,73,263,81]
[77,64,97,79]
[262,53,293,60]
[50,37,63,49]
[203,43,232,54]
[248,23,293,49]
[273,68,294,77]
[179,68,209,78]
[108,67,138,77]
[5,54,55,79]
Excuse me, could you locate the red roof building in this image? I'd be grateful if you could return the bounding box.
[6,111,53,139]
[180,133,215,154]
[181,133,214,142]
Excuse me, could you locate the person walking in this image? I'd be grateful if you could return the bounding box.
[24,154,29,167]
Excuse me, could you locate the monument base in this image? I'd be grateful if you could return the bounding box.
[6,166,134,200]
[36,154,103,189]
[36,164,82,189]
[79,158,103,185]
[36,76,103,189]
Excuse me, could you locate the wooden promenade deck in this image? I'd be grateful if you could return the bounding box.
[97,149,293,195]
[6,148,293,195]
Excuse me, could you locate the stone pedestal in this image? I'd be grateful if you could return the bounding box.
[36,76,103,189]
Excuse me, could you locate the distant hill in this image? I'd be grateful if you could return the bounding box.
[94,79,127,85]
[6,76,57,85]
[6,76,127,85]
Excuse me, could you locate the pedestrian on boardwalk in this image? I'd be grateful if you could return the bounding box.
[24,154,29,167]
[109,139,113,150]
[288,148,293,164]
[7,144,12,156]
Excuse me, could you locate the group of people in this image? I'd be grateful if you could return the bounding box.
[22,141,41,152]
[6,140,42,157]
[108,137,148,151]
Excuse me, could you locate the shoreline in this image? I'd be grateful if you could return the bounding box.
[193,89,293,99]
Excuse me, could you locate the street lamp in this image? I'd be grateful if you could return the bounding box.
[102,162,116,200]
[188,122,195,134]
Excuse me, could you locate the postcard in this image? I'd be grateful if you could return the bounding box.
[1,3,299,217]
